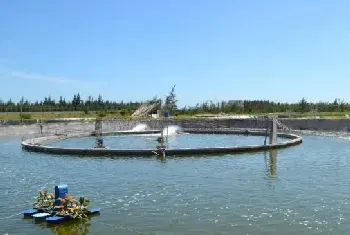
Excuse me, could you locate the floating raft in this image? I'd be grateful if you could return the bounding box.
[23,184,101,224]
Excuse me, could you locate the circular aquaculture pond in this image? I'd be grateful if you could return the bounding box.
[48,133,284,150]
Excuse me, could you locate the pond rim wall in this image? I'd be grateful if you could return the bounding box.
[3,117,350,132]
[21,129,302,157]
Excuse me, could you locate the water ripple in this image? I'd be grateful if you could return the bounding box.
[1,135,350,234]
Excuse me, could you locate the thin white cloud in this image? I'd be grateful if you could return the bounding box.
[9,71,105,85]
[0,58,105,84]
[10,71,76,83]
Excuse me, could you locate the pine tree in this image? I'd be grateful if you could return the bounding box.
[164,85,177,115]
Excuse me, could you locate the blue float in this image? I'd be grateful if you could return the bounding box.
[32,213,51,220]
[23,209,38,216]
[97,138,103,145]
[46,216,66,223]
[88,208,100,215]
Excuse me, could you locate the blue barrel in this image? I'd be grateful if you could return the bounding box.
[97,138,103,145]
[164,111,169,118]
[55,184,68,200]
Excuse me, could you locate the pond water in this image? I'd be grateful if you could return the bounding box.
[1,134,350,235]
[48,133,281,149]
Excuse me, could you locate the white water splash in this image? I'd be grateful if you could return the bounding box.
[133,125,182,138]
[131,124,149,132]
[162,125,182,137]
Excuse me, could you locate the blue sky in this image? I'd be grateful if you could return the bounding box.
[1,0,350,107]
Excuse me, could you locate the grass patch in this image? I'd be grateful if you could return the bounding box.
[0,111,126,120]
[19,113,32,120]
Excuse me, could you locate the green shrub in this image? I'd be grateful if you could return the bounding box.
[120,110,127,116]
[97,112,107,118]
[20,113,31,119]
[84,107,89,114]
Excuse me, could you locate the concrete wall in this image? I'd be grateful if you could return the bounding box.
[281,119,350,131]
[0,121,94,136]
[102,118,350,132]
[2,118,350,136]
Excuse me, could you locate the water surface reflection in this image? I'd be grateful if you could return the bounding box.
[264,150,277,178]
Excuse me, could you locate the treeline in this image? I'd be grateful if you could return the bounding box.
[178,98,350,115]
[0,95,349,115]
[0,94,143,114]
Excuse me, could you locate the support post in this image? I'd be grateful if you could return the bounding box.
[38,120,43,135]
[160,127,164,145]
[95,118,103,136]
[166,126,169,141]
[269,118,277,144]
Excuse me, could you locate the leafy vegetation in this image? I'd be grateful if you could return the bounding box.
[177,98,350,116]
[33,190,55,209]
[164,85,177,115]
[56,193,91,219]
[0,94,142,113]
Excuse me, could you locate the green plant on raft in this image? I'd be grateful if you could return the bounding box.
[56,193,91,219]
[33,190,55,209]
[79,196,91,207]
